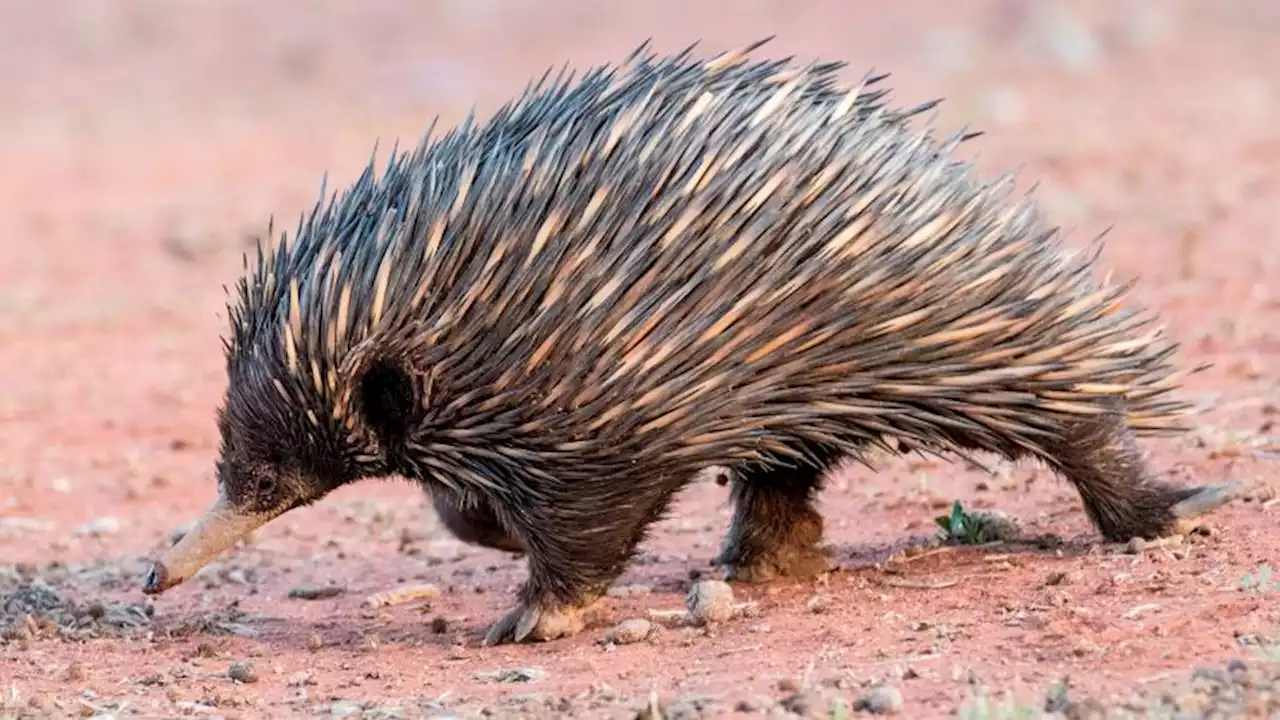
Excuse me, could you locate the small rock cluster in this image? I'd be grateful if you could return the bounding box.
[1,568,153,644]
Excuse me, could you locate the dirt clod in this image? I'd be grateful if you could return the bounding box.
[779,691,825,716]
[361,583,439,608]
[607,584,653,598]
[606,618,653,645]
[73,516,121,537]
[858,684,905,715]
[969,510,1021,543]
[158,602,254,638]
[685,580,735,625]
[287,583,345,600]
[227,661,258,683]
[475,666,546,683]
[1044,570,1071,586]
[805,594,831,614]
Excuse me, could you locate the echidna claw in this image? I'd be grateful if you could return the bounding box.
[514,604,541,642]
[481,600,587,646]
[482,604,530,646]
[1170,481,1244,521]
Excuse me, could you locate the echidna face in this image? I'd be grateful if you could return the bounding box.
[213,418,317,518]
[142,369,368,596]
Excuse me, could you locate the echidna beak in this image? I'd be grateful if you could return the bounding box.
[141,495,272,595]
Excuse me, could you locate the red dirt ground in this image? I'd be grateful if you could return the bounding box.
[2,2,1278,718]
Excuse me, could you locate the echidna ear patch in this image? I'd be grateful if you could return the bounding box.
[356,359,417,447]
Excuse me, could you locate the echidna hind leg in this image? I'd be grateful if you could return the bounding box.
[713,466,830,583]
[1049,401,1238,542]
[430,489,525,555]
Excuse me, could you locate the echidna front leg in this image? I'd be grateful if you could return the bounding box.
[713,467,830,583]
[481,487,680,646]
[430,489,525,555]
[1050,402,1239,541]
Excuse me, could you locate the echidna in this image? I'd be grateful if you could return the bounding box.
[142,40,1236,645]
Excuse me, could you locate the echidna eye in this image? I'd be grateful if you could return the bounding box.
[256,476,279,505]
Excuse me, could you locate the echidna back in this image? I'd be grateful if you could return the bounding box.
[233,43,1189,482]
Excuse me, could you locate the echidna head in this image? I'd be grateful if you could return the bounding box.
[142,344,418,595]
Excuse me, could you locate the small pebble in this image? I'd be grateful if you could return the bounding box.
[0,518,52,536]
[64,662,86,682]
[606,618,652,645]
[607,583,653,598]
[806,594,831,614]
[1126,534,1182,554]
[307,633,324,652]
[1190,524,1217,538]
[780,691,823,716]
[74,516,121,537]
[858,684,904,715]
[288,583,345,600]
[228,661,258,684]
[1064,697,1107,718]
[475,666,545,683]
[1173,692,1207,714]
[1044,571,1071,586]
[328,701,365,717]
[685,580,735,625]
[445,646,469,661]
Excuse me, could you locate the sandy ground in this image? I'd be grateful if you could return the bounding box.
[2,2,1279,718]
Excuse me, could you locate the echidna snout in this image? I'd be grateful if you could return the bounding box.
[143,492,276,595]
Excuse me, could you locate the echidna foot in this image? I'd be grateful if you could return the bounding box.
[716,543,830,584]
[1089,481,1242,542]
[716,470,829,583]
[1050,404,1240,542]
[481,597,599,646]
[715,502,829,583]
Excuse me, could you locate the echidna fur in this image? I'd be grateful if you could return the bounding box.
[144,40,1235,645]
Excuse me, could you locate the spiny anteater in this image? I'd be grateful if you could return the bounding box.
[142,40,1236,645]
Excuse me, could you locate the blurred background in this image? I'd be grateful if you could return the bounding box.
[2,0,1279,561]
